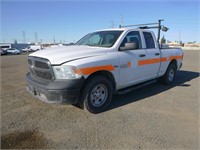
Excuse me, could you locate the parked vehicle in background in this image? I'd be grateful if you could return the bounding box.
[22,47,31,52]
[29,45,42,51]
[22,45,42,52]
[18,49,23,53]
[0,44,11,50]
[7,48,22,55]
[0,48,8,55]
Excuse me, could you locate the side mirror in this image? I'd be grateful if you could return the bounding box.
[120,42,138,51]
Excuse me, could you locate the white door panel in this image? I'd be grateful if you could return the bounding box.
[145,49,161,78]
[118,49,147,89]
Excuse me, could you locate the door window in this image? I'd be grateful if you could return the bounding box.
[143,32,155,49]
[120,31,142,49]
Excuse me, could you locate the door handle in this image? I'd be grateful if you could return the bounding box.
[139,54,146,57]
[155,53,160,56]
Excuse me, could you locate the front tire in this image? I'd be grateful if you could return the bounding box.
[79,75,113,114]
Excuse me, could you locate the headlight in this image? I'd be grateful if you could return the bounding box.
[52,65,82,79]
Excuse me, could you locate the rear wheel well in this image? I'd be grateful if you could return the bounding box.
[169,59,177,70]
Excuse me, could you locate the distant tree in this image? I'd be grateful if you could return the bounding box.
[161,35,166,44]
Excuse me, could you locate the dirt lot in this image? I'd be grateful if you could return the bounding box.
[1,51,199,149]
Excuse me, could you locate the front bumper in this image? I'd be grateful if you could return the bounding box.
[25,73,85,104]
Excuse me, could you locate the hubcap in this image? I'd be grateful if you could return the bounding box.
[90,84,108,107]
[168,68,175,82]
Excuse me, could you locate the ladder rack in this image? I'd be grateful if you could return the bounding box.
[119,19,169,44]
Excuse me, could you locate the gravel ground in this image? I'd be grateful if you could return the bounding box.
[1,51,199,149]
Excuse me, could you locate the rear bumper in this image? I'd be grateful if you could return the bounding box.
[25,73,85,104]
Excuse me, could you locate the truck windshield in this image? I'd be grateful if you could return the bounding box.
[76,31,123,48]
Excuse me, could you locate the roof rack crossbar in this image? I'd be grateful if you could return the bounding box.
[139,26,159,29]
[120,22,158,28]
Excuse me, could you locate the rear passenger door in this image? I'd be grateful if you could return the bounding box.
[142,31,160,78]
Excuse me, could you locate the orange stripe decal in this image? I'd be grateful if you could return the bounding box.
[138,55,182,66]
[127,62,132,67]
[161,57,167,62]
[169,55,183,61]
[138,58,164,66]
[80,65,115,75]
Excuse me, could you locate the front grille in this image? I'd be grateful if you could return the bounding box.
[35,61,49,69]
[35,70,52,80]
[28,57,54,82]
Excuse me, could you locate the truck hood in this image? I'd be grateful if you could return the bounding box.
[29,45,108,65]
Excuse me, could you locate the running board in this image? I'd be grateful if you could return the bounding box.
[116,79,157,95]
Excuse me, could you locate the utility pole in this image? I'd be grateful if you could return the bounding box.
[110,21,115,28]
[35,32,38,43]
[120,16,123,27]
[22,31,26,43]
[179,30,181,44]
[53,35,56,44]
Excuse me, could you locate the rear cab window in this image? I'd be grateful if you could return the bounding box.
[143,32,155,49]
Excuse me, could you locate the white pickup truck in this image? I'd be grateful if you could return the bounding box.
[26,25,183,113]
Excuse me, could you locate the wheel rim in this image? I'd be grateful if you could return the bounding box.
[90,84,108,107]
[168,68,175,82]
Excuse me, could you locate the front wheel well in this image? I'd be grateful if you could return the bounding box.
[85,71,116,91]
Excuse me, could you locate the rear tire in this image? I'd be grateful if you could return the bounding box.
[159,63,177,85]
[79,75,113,114]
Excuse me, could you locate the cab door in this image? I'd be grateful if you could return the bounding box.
[117,31,148,89]
[141,31,161,79]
